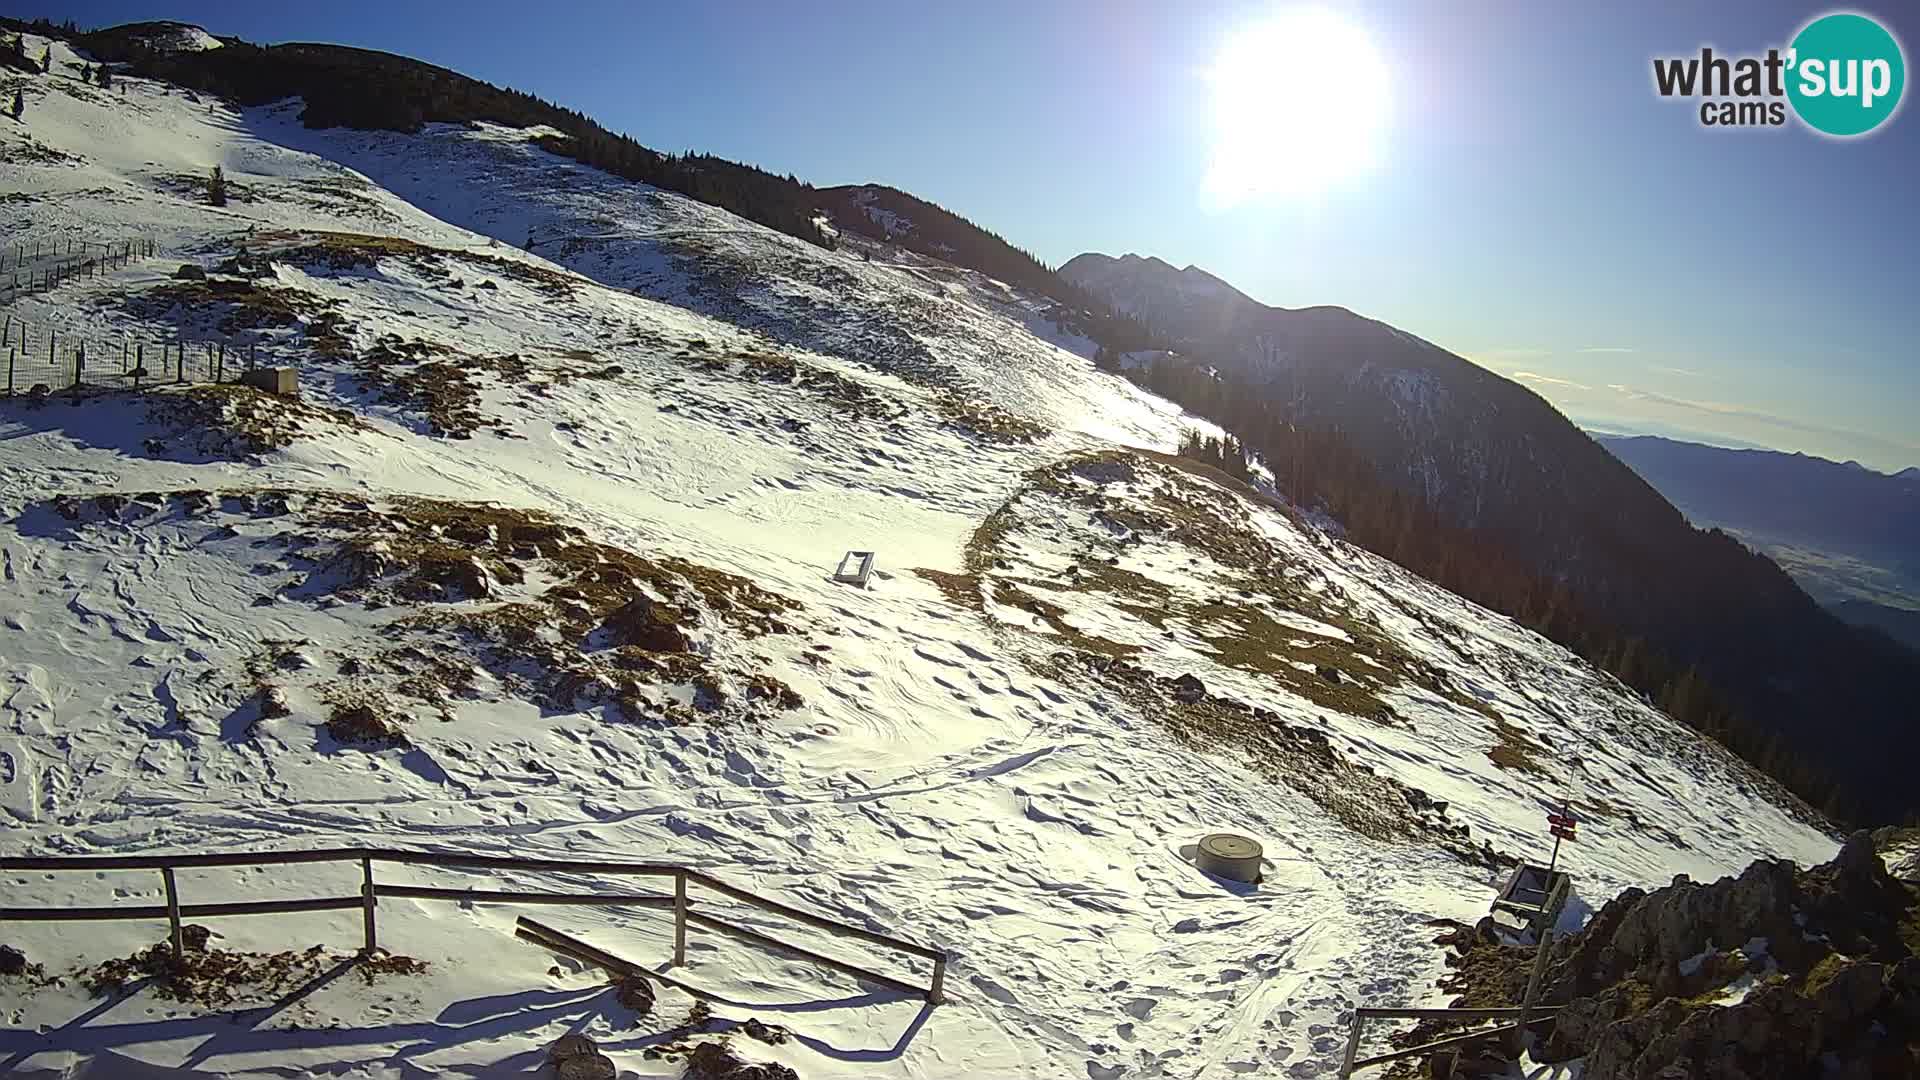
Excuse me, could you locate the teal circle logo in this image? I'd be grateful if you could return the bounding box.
[1787,12,1906,136]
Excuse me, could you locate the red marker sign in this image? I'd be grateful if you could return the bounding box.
[1548,809,1577,842]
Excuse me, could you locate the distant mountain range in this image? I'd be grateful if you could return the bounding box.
[1595,433,1920,649]
[1593,434,1920,573]
[1063,251,1920,820]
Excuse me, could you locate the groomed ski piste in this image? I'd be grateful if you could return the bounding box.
[1,32,1836,1079]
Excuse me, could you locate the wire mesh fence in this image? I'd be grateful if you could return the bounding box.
[0,237,156,303]
[2,314,273,397]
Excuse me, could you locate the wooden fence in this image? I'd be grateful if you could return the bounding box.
[1337,921,1563,1076]
[0,846,948,1004]
[2,313,269,396]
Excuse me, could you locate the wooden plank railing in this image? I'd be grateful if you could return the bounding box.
[1336,1005,1562,1077]
[0,846,947,1003]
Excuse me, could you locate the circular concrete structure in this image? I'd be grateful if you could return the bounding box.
[1195,833,1264,883]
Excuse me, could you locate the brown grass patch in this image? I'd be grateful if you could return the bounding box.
[1486,715,1548,774]
[144,384,367,457]
[85,938,425,1008]
[258,230,580,299]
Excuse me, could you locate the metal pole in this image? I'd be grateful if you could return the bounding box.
[162,868,185,961]
[73,342,83,392]
[135,343,142,390]
[1509,927,1556,1057]
[673,870,688,966]
[360,857,377,954]
[1338,1010,1366,1079]
[929,952,947,1005]
[7,347,13,394]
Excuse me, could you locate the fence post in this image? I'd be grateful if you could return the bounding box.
[929,951,947,1004]
[1509,928,1556,1056]
[122,339,128,373]
[673,870,688,966]
[7,347,13,395]
[215,343,223,383]
[1338,1011,1365,1079]
[135,343,143,390]
[177,340,184,384]
[73,343,83,393]
[162,868,185,962]
[360,857,378,955]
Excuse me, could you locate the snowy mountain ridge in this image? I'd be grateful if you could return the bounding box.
[0,28,1834,1080]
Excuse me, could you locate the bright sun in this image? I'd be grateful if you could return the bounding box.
[1204,8,1391,206]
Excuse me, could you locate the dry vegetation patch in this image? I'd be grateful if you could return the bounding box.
[33,488,810,736]
[84,936,426,1008]
[261,229,580,299]
[143,384,368,458]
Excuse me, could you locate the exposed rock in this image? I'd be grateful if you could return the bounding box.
[615,972,655,1016]
[0,944,26,976]
[173,263,206,280]
[547,1033,599,1063]
[181,924,213,952]
[604,595,691,652]
[1170,673,1205,703]
[555,1053,616,1080]
[685,1041,799,1080]
[740,1017,789,1044]
[258,685,291,719]
[1814,959,1887,1027]
[1440,831,1920,1080]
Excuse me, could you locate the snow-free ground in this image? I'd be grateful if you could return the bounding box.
[1,34,1835,1079]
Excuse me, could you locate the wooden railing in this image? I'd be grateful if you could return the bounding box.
[0,846,947,1004]
[1336,1005,1562,1077]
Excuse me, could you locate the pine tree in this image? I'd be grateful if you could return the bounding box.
[208,165,227,207]
[39,46,50,74]
[96,65,112,89]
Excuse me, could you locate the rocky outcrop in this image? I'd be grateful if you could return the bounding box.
[615,972,654,1016]
[547,1033,616,1079]
[604,595,692,653]
[1522,831,1920,1079]
[685,1041,799,1080]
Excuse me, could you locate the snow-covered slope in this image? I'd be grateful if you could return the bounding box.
[1,32,1834,1080]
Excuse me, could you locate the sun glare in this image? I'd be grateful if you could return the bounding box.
[1203,8,1391,207]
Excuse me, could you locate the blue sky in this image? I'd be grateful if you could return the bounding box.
[36,0,1920,471]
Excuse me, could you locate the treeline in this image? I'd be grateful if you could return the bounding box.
[60,27,833,248]
[1151,357,1892,822]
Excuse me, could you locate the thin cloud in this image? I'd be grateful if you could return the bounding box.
[1513,371,1592,391]
[1649,364,1710,378]
[1577,346,1635,354]
[1603,384,1920,456]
